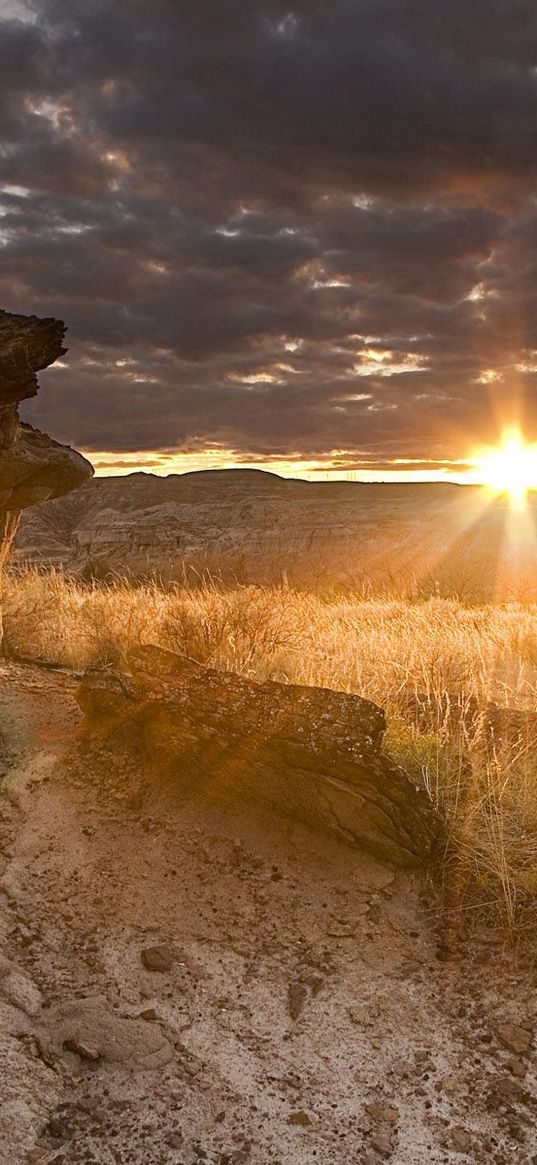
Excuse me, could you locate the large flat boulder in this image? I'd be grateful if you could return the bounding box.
[77,645,438,867]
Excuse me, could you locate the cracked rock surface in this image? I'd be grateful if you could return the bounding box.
[77,645,437,867]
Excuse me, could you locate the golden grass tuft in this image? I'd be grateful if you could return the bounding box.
[4,567,537,938]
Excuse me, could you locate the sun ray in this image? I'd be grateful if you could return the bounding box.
[469,426,537,511]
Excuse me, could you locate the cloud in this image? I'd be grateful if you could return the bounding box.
[1,1,537,470]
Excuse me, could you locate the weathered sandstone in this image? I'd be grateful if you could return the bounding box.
[0,309,92,581]
[77,644,438,866]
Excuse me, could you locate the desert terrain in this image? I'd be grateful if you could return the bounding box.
[1,657,536,1165]
[14,468,537,600]
[1,313,537,1164]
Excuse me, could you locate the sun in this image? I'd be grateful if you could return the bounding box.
[473,426,537,509]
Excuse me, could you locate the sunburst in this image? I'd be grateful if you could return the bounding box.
[472,426,537,510]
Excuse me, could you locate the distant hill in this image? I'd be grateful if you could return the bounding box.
[12,468,537,599]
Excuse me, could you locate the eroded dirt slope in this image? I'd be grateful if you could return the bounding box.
[0,662,536,1164]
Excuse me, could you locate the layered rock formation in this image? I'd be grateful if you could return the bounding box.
[0,309,92,577]
[14,467,534,599]
[15,471,466,581]
[77,645,438,866]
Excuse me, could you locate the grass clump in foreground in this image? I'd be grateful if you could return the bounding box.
[4,567,537,942]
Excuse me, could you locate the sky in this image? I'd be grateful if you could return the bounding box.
[2,1,537,480]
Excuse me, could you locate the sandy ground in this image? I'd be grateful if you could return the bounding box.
[0,660,536,1165]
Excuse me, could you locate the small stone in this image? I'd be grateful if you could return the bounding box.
[395,960,421,980]
[2,970,43,1015]
[287,982,308,1020]
[141,944,174,972]
[327,920,356,938]
[140,1007,158,1021]
[63,1038,101,1061]
[497,1022,532,1055]
[26,1152,48,1164]
[76,1096,99,1113]
[509,1058,527,1079]
[493,1075,522,1099]
[46,1116,70,1140]
[288,1111,311,1126]
[349,1003,369,1025]
[352,900,371,917]
[450,1126,472,1153]
[353,859,395,892]
[366,1102,399,1126]
[370,1133,393,1156]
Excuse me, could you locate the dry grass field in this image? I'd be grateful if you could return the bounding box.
[5,568,537,939]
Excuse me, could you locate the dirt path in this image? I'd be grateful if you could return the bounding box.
[0,661,536,1165]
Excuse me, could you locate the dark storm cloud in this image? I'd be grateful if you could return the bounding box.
[2,0,537,468]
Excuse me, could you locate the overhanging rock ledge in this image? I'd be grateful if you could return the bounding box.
[0,309,93,578]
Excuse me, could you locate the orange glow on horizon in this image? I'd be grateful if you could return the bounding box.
[83,434,537,498]
[84,448,473,482]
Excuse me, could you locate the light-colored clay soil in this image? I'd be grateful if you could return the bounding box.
[0,661,536,1165]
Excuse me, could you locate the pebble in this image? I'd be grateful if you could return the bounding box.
[46,1116,70,1140]
[140,1007,158,1021]
[497,1022,532,1055]
[141,944,174,972]
[63,1037,101,1061]
[493,1075,522,1099]
[370,1132,393,1156]
[76,1096,99,1113]
[349,1003,369,1026]
[327,920,356,937]
[288,1111,311,1126]
[288,981,308,1019]
[395,960,422,980]
[450,1126,472,1153]
[366,1101,399,1125]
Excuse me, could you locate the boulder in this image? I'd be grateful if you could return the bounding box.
[77,645,438,866]
[0,309,93,578]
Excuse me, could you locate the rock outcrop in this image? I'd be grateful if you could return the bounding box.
[77,645,438,866]
[0,309,93,576]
